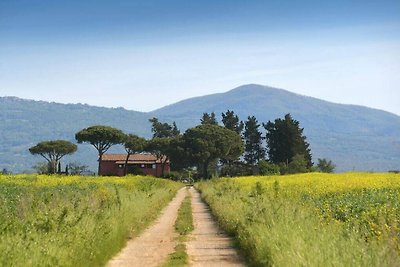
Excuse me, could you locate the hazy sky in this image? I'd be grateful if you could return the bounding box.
[1,0,399,115]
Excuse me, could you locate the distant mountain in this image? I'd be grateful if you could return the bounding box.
[0,97,151,172]
[1,84,399,173]
[151,84,400,172]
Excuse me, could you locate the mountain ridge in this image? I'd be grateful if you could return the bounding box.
[1,84,399,173]
[152,84,400,135]
[153,84,399,118]
[150,84,400,172]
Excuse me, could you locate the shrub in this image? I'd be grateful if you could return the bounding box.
[316,158,336,173]
[258,160,280,175]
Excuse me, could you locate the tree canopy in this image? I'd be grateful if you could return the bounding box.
[200,112,218,125]
[317,158,336,173]
[183,124,243,178]
[146,137,172,176]
[123,134,147,175]
[29,140,77,174]
[148,118,182,176]
[221,110,244,134]
[124,134,147,155]
[75,125,125,175]
[264,114,312,170]
[243,116,265,165]
[149,117,180,138]
[26,111,316,178]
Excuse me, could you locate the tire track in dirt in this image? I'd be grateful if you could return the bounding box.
[107,187,187,267]
[186,187,245,266]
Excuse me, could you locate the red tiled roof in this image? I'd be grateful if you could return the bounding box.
[101,154,167,164]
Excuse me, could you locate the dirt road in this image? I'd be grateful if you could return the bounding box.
[107,187,187,267]
[107,186,245,267]
[186,187,245,266]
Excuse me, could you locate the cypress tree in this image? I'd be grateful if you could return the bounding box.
[243,116,265,165]
[221,110,244,134]
[200,112,218,125]
[264,113,312,169]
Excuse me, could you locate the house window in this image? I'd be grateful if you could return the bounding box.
[141,164,145,168]
[152,164,156,169]
[118,164,123,168]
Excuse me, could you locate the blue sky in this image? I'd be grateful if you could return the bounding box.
[1,0,399,115]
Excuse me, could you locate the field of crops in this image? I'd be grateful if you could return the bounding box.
[0,174,181,266]
[197,173,400,266]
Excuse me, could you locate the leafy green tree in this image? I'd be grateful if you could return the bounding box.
[148,118,182,175]
[123,134,147,175]
[29,140,77,174]
[183,124,243,178]
[146,137,172,176]
[220,161,253,177]
[220,110,244,174]
[258,160,280,175]
[243,116,265,165]
[75,125,125,175]
[317,158,336,173]
[167,135,190,172]
[149,117,180,138]
[264,114,312,170]
[221,110,244,134]
[286,154,309,174]
[171,122,180,137]
[200,112,218,125]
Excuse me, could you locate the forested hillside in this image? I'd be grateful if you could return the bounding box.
[1,84,399,172]
[152,84,400,172]
[0,97,151,172]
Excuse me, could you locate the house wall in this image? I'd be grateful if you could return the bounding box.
[99,160,170,177]
[154,163,170,177]
[100,161,124,176]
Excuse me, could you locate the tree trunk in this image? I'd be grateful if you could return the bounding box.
[161,156,169,177]
[98,153,103,176]
[202,160,209,179]
[227,159,232,176]
[124,153,130,176]
[50,160,57,174]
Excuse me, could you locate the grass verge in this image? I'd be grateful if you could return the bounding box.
[0,174,182,267]
[163,193,194,267]
[196,174,400,266]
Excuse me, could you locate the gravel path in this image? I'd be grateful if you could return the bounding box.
[107,187,187,267]
[186,187,245,266]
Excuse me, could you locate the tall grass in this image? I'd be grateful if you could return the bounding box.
[197,173,400,266]
[0,174,181,266]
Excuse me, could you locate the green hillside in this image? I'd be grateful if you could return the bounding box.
[151,84,400,172]
[1,84,399,172]
[0,97,151,172]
